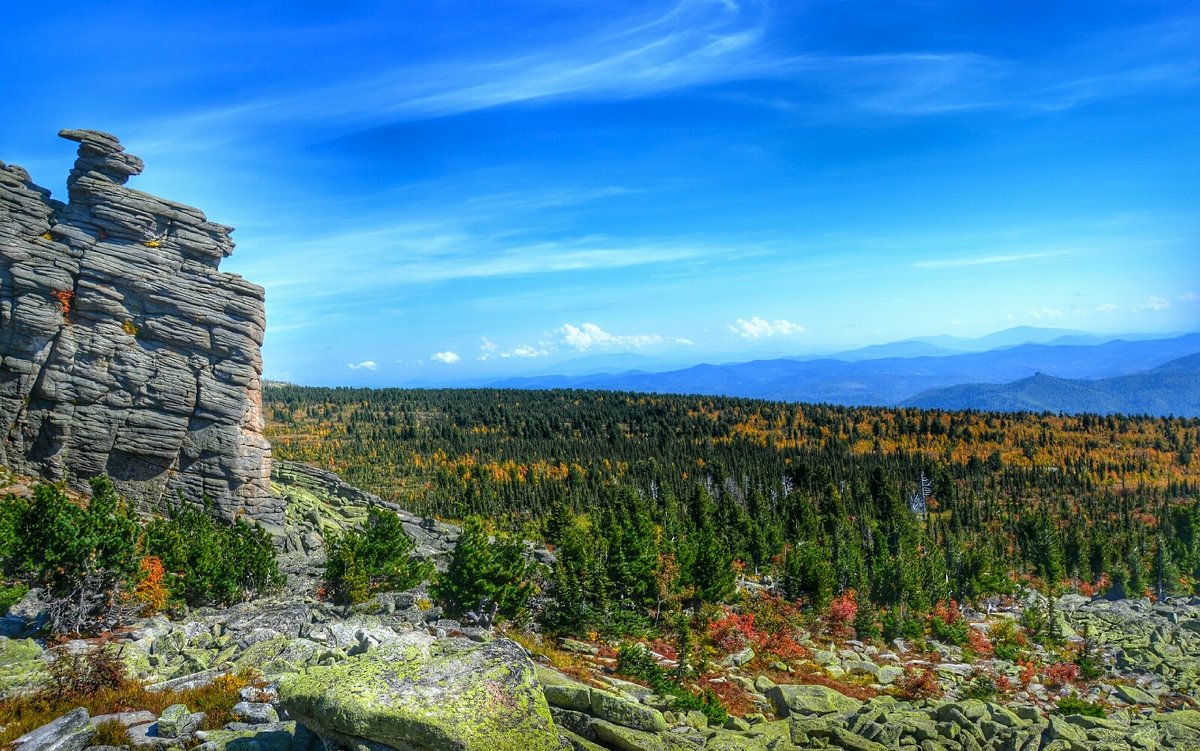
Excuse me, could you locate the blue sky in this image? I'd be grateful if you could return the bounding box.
[4,0,1198,385]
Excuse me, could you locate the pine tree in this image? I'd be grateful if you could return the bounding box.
[434,516,536,621]
[324,508,431,605]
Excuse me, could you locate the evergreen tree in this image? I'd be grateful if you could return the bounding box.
[434,516,536,621]
[540,512,608,633]
[781,542,833,606]
[323,508,431,605]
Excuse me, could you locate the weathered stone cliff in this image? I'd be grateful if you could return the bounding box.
[0,129,280,524]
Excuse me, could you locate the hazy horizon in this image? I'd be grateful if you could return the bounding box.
[5,1,1198,386]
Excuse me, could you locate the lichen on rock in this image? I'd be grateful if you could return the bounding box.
[279,636,561,751]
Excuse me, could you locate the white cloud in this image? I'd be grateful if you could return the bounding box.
[431,351,461,364]
[559,323,662,351]
[1028,308,1064,319]
[347,360,378,371]
[477,340,551,360]
[1179,291,1198,302]
[674,337,695,346]
[1134,296,1171,312]
[1094,303,1118,313]
[728,316,805,339]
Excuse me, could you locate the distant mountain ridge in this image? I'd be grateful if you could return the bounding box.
[487,332,1200,415]
[903,352,1200,416]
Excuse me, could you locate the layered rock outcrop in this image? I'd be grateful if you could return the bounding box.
[0,129,279,524]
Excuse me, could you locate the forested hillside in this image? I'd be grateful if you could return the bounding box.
[265,385,1200,629]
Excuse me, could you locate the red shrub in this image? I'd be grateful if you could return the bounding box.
[708,611,758,654]
[1017,660,1037,687]
[931,599,962,625]
[825,590,858,640]
[745,593,810,662]
[893,665,942,700]
[128,556,168,615]
[1044,661,1080,688]
[966,628,993,658]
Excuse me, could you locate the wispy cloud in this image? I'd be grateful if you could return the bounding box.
[1028,308,1063,319]
[140,0,778,142]
[431,351,461,364]
[1094,303,1118,313]
[347,360,377,371]
[913,252,1050,269]
[237,223,710,301]
[729,316,804,339]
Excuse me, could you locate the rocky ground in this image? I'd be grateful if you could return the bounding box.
[2,465,1198,750]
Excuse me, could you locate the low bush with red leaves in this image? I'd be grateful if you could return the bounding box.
[1044,661,1081,688]
[892,665,943,700]
[708,611,758,654]
[745,594,811,662]
[824,590,858,640]
[966,627,993,658]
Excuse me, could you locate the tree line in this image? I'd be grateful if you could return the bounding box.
[265,385,1200,632]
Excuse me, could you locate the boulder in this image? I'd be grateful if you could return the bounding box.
[545,683,592,712]
[11,707,95,751]
[279,637,560,751]
[588,719,669,751]
[767,683,862,718]
[231,700,279,725]
[589,690,668,732]
[157,703,202,738]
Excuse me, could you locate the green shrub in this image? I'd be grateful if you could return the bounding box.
[0,584,28,615]
[989,617,1026,662]
[930,616,969,646]
[324,509,432,605]
[615,642,727,725]
[3,479,139,592]
[881,609,925,643]
[144,501,282,607]
[0,478,140,632]
[1075,626,1105,680]
[1057,692,1106,717]
[961,674,997,701]
[433,516,534,621]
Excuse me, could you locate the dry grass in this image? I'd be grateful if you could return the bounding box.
[509,630,602,686]
[91,718,132,746]
[0,667,261,745]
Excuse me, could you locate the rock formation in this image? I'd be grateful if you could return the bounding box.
[0,129,279,524]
